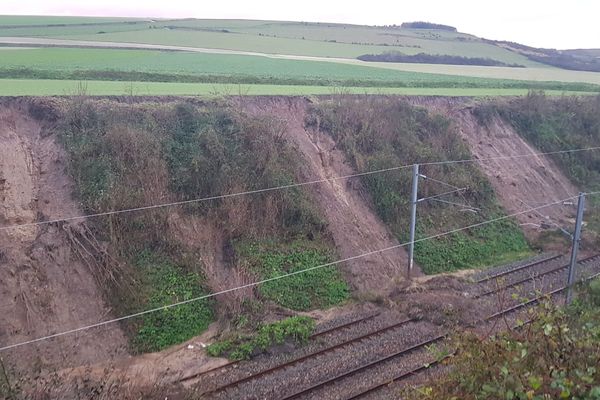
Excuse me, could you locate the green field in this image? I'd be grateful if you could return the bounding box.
[1,47,598,92]
[0,78,594,96]
[1,16,600,95]
[0,16,540,66]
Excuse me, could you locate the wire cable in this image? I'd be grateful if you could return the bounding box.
[428,198,480,210]
[420,175,462,191]
[418,187,467,203]
[0,194,581,353]
[1,145,598,233]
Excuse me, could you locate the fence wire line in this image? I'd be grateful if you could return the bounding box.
[1,193,590,353]
[1,146,599,233]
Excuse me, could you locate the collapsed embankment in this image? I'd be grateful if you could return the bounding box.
[0,94,596,397]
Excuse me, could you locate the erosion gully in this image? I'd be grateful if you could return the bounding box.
[184,253,600,400]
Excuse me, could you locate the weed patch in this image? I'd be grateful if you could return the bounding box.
[207,316,315,360]
[132,251,214,353]
[236,240,349,311]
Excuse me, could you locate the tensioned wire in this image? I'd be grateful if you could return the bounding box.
[3,192,599,353]
[1,145,598,232]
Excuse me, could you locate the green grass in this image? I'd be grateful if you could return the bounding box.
[206,316,315,360]
[133,251,214,353]
[0,16,537,66]
[1,78,596,96]
[414,219,533,274]
[236,240,349,311]
[2,48,598,91]
[3,16,600,86]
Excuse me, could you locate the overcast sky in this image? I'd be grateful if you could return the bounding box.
[1,0,598,49]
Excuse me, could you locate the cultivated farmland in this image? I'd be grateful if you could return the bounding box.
[1,16,600,95]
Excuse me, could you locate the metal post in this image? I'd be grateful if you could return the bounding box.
[566,192,585,304]
[408,164,419,279]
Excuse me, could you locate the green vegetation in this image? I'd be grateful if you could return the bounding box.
[133,251,214,353]
[207,316,315,360]
[404,278,600,399]
[480,92,600,238]
[308,97,531,273]
[235,240,349,311]
[1,48,598,92]
[0,16,537,67]
[0,78,596,96]
[4,16,600,90]
[54,99,342,351]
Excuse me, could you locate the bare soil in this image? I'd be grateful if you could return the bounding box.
[236,96,416,293]
[0,95,587,398]
[0,102,127,379]
[407,97,578,243]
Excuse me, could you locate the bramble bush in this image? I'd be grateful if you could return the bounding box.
[404,279,600,400]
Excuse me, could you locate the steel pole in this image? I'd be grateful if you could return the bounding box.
[408,164,419,279]
[566,192,585,304]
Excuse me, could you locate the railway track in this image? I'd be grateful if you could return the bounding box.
[348,267,600,400]
[474,253,600,299]
[179,311,382,384]
[191,254,600,399]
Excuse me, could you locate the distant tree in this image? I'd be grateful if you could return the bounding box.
[400,21,457,31]
[357,52,524,67]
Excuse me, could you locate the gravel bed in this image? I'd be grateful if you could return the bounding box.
[370,363,452,400]
[311,310,381,336]
[194,256,600,400]
[470,255,567,295]
[194,310,408,395]
[477,256,600,313]
[298,338,448,400]
[207,320,441,400]
[470,253,558,282]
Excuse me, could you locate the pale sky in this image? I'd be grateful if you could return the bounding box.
[1,0,598,49]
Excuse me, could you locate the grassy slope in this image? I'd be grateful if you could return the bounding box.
[0,17,600,90]
[57,99,347,351]
[3,16,600,89]
[0,16,539,66]
[0,15,143,26]
[1,78,596,96]
[0,47,529,84]
[309,97,531,273]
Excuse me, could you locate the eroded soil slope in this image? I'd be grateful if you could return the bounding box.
[238,97,415,292]
[411,97,578,239]
[0,102,127,376]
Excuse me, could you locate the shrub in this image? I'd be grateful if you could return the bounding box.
[404,280,600,399]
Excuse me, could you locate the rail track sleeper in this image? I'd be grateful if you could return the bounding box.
[475,254,562,283]
[345,354,453,400]
[199,317,416,396]
[280,334,446,400]
[179,312,381,384]
[476,253,600,298]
